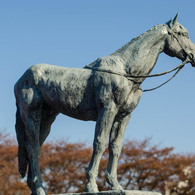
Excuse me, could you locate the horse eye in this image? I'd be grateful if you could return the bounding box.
[182,32,189,38]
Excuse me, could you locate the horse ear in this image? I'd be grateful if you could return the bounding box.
[172,12,179,25]
[166,12,179,28]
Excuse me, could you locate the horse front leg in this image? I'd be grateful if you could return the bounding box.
[106,113,131,190]
[86,102,118,192]
[24,110,46,195]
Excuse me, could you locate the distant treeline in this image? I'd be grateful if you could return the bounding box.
[0,130,195,195]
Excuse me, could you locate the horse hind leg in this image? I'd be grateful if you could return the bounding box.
[24,108,47,195]
[17,88,46,194]
[26,106,57,195]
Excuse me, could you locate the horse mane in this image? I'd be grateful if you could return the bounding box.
[112,24,166,56]
[84,24,167,74]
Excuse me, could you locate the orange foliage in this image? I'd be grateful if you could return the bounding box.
[117,139,195,194]
[0,131,194,195]
[39,141,92,194]
[0,131,29,195]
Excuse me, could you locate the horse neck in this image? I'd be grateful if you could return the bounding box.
[112,24,167,78]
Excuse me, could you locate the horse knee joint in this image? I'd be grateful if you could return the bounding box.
[109,143,121,157]
[93,139,107,153]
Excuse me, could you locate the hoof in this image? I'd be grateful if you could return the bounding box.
[106,173,123,190]
[106,173,123,191]
[31,187,47,195]
[111,184,123,191]
[85,182,99,193]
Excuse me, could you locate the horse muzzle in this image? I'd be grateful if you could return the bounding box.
[188,53,195,67]
[191,61,195,67]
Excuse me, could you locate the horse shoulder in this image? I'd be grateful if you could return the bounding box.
[123,87,143,113]
[94,73,133,108]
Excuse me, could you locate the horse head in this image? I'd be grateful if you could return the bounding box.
[164,13,195,67]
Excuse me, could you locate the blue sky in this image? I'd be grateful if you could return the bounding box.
[1,1,195,153]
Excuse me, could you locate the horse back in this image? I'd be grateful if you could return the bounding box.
[14,63,141,121]
[15,64,98,121]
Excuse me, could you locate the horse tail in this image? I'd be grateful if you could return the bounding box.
[15,105,28,178]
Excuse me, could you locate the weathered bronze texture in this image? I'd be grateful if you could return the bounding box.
[14,14,195,195]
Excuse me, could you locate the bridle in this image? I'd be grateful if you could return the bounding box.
[140,58,189,92]
[84,27,192,92]
[85,58,189,92]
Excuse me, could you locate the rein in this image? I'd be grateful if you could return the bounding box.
[84,58,190,92]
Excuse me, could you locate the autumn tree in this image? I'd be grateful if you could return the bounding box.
[0,130,195,195]
[38,138,195,194]
[164,156,195,195]
[117,139,195,195]
[0,131,29,195]
[39,141,92,194]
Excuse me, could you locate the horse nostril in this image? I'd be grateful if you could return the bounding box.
[189,53,195,67]
[189,53,195,61]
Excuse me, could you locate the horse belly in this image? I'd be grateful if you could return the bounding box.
[40,68,98,121]
[57,91,98,121]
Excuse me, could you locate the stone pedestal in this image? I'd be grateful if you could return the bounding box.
[53,190,162,195]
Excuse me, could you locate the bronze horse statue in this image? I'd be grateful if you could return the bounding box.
[15,14,195,195]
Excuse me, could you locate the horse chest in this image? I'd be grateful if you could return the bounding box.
[118,88,142,115]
